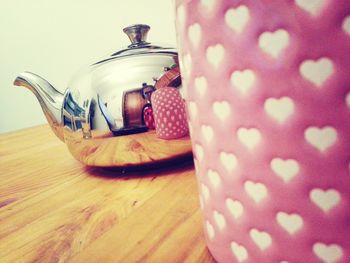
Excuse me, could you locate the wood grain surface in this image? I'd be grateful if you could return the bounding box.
[0,125,215,263]
[64,129,193,167]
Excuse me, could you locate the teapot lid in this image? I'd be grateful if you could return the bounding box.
[123,24,150,47]
[94,24,176,65]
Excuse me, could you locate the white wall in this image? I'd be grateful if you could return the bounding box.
[0,0,177,133]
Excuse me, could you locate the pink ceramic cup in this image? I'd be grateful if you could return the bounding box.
[176,1,350,262]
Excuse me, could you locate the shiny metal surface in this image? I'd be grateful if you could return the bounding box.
[14,72,64,141]
[123,24,150,47]
[14,24,192,167]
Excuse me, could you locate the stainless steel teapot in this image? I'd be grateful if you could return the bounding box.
[14,24,192,167]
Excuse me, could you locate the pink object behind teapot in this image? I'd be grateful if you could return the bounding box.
[152,87,189,140]
[176,0,350,262]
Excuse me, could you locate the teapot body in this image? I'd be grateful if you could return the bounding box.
[62,50,191,167]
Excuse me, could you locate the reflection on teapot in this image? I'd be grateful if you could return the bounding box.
[14,24,192,167]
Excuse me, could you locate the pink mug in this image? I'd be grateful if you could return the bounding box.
[176,1,350,262]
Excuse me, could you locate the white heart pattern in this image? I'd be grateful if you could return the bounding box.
[345,91,350,108]
[212,101,231,121]
[198,195,204,209]
[176,4,186,28]
[295,0,325,16]
[299,57,334,87]
[249,228,272,251]
[258,29,290,59]
[206,221,215,239]
[207,169,221,189]
[237,127,262,150]
[201,0,216,13]
[193,159,199,173]
[276,212,304,235]
[244,181,268,204]
[213,210,226,230]
[264,97,294,124]
[194,144,204,162]
[231,69,256,95]
[226,198,244,219]
[220,152,238,173]
[313,242,343,263]
[188,121,193,136]
[194,76,208,97]
[188,101,198,119]
[178,3,348,260]
[188,23,202,48]
[225,5,250,34]
[343,16,350,36]
[304,126,337,152]
[201,183,210,201]
[182,53,192,77]
[206,44,225,69]
[310,188,341,213]
[270,158,300,183]
[201,125,214,143]
[230,242,248,262]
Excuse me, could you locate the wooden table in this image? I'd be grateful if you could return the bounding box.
[0,125,215,263]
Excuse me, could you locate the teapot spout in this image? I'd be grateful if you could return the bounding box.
[14,72,64,141]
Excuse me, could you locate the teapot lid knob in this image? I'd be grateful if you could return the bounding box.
[123,24,150,47]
